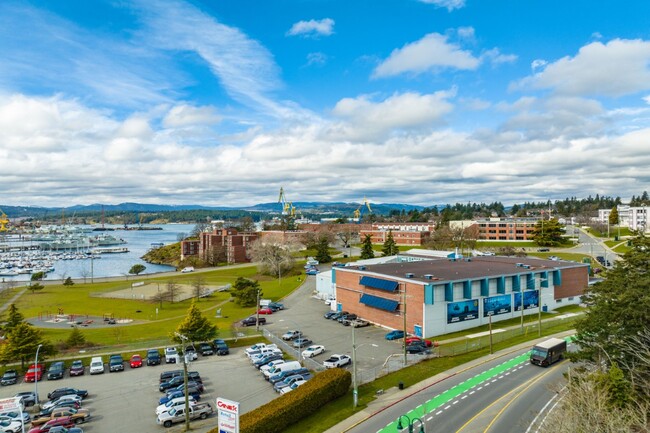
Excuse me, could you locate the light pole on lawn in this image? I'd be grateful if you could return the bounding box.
[352,323,378,408]
[34,344,43,411]
[174,332,191,432]
[538,278,548,337]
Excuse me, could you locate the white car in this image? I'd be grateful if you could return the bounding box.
[301,345,325,358]
[260,360,285,375]
[165,347,179,363]
[280,379,307,394]
[0,418,21,433]
[42,394,82,411]
[155,396,197,415]
[181,266,194,273]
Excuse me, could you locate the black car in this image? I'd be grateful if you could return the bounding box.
[47,387,88,400]
[1,369,18,386]
[198,342,214,356]
[241,316,266,326]
[48,427,83,433]
[159,375,190,392]
[47,361,65,380]
[330,311,349,321]
[406,343,432,355]
[109,354,124,372]
[323,311,337,319]
[338,313,357,324]
[147,349,162,366]
[69,360,85,376]
[159,370,184,383]
[213,339,229,355]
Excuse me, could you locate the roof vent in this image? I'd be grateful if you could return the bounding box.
[424,274,434,280]
[523,264,530,269]
[405,273,414,278]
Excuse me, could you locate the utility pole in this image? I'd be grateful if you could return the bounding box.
[255,289,261,331]
[352,324,357,409]
[175,333,190,432]
[488,312,493,354]
[402,284,407,366]
[520,288,525,333]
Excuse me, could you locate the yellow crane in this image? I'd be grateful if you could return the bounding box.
[353,198,372,220]
[278,187,297,217]
[0,209,9,232]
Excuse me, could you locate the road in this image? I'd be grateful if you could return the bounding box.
[346,343,570,433]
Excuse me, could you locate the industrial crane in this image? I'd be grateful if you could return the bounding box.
[353,198,372,221]
[0,209,9,232]
[278,187,297,217]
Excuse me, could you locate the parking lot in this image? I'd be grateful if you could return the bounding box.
[4,274,412,432]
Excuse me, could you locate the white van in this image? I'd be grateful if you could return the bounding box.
[263,360,301,379]
[89,357,104,374]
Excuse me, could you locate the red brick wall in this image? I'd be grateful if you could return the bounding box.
[336,271,424,332]
[554,266,588,299]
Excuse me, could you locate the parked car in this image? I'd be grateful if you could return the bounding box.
[323,354,352,368]
[27,416,76,433]
[351,319,370,328]
[41,395,82,411]
[69,361,84,377]
[155,396,197,416]
[241,316,266,327]
[338,314,357,324]
[213,339,229,355]
[253,353,283,369]
[47,387,88,400]
[170,380,204,394]
[537,248,550,252]
[0,409,30,425]
[405,336,433,347]
[24,364,45,382]
[31,407,90,426]
[159,375,193,392]
[130,354,143,368]
[0,418,22,433]
[301,345,325,358]
[147,349,162,366]
[305,268,319,275]
[330,311,349,321]
[282,330,302,341]
[323,311,337,319]
[269,368,309,384]
[109,354,124,372]
[184,345,198,361]
[47,362,65,380]
[292,338,313,348]
[257,307,273,315]
[1,369,18,386]
[180,266,194,273]
[165,347,179,364]
[15,391,39,407]
[268,302,284,310]
[159,387,201,405]
[406,343,432,355]
[38,427,83,433]
[280,379,307,394]
[385,330,405,340]
[274,373,312,392]
[198,342,214,356]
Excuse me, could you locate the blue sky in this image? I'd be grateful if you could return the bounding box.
[1,0,649,207]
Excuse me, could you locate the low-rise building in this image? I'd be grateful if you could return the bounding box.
[475,218,538,240]
[181,228,257,264]
[598,205,649,233]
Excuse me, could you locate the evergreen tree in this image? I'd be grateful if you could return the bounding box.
[315,236,332,264]
[172,301,218,344]
[360,235,375,260]
[608,206,619,226]
[530,218,565,246]
[381,230,399,256]
[129,264,146,275]
[66,327,87,348]
[573,235,650,379]
[28,283,44,294]
[4,304,24,329]
[63,277,74,286]
[231,277,261,307]
[0,322,55,369]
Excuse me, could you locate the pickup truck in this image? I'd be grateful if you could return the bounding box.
[156,402,213,428]
[241,316,266,327]
[323,354,352,368]
[245,343,277,358]
[31,407,90,426]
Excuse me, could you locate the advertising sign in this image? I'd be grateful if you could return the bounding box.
[447,299,479,323]
[217,397,239,433]
[0,397,20,411]
[514,290,539,311]
[483,294,512,317]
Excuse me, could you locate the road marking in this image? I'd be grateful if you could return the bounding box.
[469,391,475,395]
[461,395,468,399]
[477,386,483,391]
[436,410,443,415]
[452,400,459,405]
[524,392,560,433]
[445,405,451,410]
[427,416,433,421]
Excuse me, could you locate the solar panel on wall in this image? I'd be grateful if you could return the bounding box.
[359,276,399,292]
[359,293,399,311]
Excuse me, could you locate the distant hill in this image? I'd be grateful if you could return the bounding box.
[0,201,428,218]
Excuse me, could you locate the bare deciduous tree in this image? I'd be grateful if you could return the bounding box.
[191,276,206,300]
[250,240,295,278]
[166,280,179,303]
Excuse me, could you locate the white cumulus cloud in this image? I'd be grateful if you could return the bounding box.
[287,18,335,37]
[373,33,480,78]
[513,39,650,97]
[162,104,221,128]
[418,0,466,11]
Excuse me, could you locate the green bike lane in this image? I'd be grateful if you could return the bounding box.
[379,352,530,432]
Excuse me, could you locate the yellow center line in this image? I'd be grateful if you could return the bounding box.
[454,360,567,433]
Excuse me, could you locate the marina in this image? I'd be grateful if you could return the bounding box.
[0,224,193,282]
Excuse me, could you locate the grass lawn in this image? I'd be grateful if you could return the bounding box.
[587,226,633,238]
[604,240,631,254]
[12,264,303,348]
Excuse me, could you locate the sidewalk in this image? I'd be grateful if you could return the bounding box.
[325,330,575,433]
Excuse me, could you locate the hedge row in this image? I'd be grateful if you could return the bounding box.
[234,368,351,433]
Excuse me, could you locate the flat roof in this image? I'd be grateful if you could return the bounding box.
[339,256,587,284]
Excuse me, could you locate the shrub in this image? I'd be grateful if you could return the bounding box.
[231,368,351,433]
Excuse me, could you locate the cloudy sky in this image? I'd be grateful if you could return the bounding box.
[1,0,649,208]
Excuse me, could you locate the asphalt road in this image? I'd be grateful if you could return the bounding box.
[347,343,571,433]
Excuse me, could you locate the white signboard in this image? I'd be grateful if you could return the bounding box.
[0,397,21,411]
[216,397,239,433]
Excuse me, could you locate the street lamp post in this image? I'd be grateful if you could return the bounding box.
[174,333,191,432]
[487,311,494,354]
[351,324,378,409]
[397,414,425,433]
[34,344,43,411]
[538,278,548,337]
[401,284,407,366]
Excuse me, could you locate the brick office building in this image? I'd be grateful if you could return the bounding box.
[181,228,257,264]
[333,256,588,338]
[475,218,538,241]
[360,222,436,246]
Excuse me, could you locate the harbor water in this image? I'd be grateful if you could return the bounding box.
[0,224,194,282]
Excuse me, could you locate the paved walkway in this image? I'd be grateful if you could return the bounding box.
[325,329,576,433]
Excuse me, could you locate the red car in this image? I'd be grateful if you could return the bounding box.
[24,363,45,382]
[28,416,75,433]
[257,308,273,315]
[130,354,143,368]
[405,336,433,347]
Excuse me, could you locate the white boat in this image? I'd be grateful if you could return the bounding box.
[0,270,19,277]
